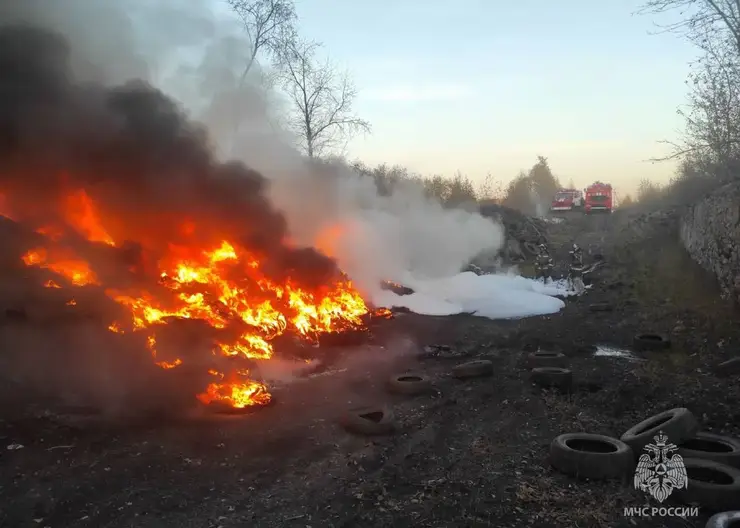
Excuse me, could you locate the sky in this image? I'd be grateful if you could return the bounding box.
[283,0,700,197]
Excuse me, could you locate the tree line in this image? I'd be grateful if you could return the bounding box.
[227,1,735,213]
[226,1,568,214]
[626,0,740,208]
[352,156,564,216]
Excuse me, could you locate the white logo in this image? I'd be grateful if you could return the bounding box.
[633,431,688,502]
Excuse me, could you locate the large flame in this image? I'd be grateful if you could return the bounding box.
[8,188,372,409]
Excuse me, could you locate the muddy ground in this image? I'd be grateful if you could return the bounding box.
[1,208,740,528]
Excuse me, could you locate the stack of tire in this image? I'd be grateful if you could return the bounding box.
[527,351,572,391]
[549,407,740,518]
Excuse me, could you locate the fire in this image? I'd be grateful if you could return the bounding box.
[22,247,98,286]
[16,189,373,408]
[62,189,115,246]
[197,377,272,408]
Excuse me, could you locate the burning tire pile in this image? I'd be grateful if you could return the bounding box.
[0,24,395,419]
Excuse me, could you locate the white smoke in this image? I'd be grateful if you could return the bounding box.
[272,169,506,297]
[150,4,507,297]
[5,0,506,299]
[528,186,546,218]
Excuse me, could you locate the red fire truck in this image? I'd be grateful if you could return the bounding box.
[550,188,584,212]
[584,182,613,214]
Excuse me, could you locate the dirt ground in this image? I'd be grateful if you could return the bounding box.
[2,209,740,528]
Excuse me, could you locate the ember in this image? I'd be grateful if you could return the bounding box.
[0,25,382,411]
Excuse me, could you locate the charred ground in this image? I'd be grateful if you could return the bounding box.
[2,208,739,528]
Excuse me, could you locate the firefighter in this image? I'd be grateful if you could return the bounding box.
[569,243,583,266]
[534,242,554,283]
[567,243,586,294]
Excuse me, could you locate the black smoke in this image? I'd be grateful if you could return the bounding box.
[0,23,338,286]
[0,9,341,418]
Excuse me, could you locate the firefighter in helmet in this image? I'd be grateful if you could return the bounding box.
[568,242,586,293]
[534,242,554,283]
[569,243,583,266]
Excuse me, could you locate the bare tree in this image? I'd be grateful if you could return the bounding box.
[276,38,370,158]
[227,0,296,83]
[639,1,740,53]
[639,0,740,168]
[678,35,740,163]
[224,0,296,155]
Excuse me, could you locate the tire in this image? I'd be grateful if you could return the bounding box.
[531,367,573,390]
[203,396,276,415]
[387,373,432,395]
[527,351,567,368]
[706,511,740,528]
[678,432,740,469]
[340,405,395,436]
[523,241,538,256]
[621,408,699,455]
[633,333,671,351]
[549,433,634,480]
[452,359,494,379]
[674,459,740,512]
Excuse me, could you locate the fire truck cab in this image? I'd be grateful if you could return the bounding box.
[584,182,613,214]
[550,188,584,212]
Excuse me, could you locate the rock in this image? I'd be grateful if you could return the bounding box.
[680,181,740,305]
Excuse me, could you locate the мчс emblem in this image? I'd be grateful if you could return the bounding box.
[633,431,688,503]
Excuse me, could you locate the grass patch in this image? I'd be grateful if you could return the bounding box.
[515,476,633,527]
[630,240,724,313]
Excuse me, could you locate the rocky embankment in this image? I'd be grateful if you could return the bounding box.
[478,202,548,264]
[680,180,740,305]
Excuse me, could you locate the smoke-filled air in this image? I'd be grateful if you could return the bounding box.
[0,0,570,415]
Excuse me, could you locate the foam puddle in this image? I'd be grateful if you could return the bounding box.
[372,271,576,320]
[594,345,641,361]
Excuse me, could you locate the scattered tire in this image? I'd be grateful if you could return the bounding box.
[340,405,395,436]
[527,351,567,368]
[633,333,671,351]
[204,390,276,414]
[452,359,494,379]
[621,408,699,454]
[714,357,740,377]
[417,344,471,360]
[387,373,432,395]
[678,432,740,469]
[573,344,598,355]
[675,459,740,512]
[588,302,613,313]
[531,367,573,391]
[706,511,740,528]
[549,433,634,480]
[523,241,538,256]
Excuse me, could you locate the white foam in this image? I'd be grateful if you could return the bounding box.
[594,345,640,360]
[372,271,573,320]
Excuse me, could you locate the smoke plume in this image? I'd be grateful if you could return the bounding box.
[0,0,504,415]
[0,0,343,414]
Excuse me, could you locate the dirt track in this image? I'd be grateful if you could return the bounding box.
[2,210,740,528]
